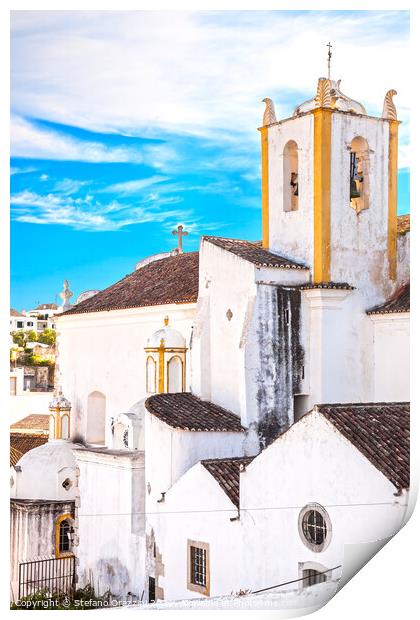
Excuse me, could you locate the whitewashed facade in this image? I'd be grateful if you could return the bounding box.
[10,76,409,608]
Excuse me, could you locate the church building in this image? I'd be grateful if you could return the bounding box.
[10,71,410,606]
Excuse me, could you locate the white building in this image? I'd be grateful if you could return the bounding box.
[10,75,410,608]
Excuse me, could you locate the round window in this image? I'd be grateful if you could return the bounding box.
[298,504,331,552]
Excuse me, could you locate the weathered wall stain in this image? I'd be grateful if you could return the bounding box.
[255,285,303,447]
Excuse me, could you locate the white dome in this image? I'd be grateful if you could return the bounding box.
[146,326,186,349]
[76,290,100,304]
[12,441,78,501]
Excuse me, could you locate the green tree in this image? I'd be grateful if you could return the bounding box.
[25,329,38,343]
[37,328,56,346]
[11,331,25,347]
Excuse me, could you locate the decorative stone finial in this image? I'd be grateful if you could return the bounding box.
[262,98,277,126]
[382,89,398,120]
[59,279,73,310]
[172,225,188,253]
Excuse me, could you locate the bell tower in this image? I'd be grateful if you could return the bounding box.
[259,67,400,303]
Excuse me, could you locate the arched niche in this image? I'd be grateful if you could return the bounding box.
[146,356,157,394]
[283,140,299,212]
[167,355,184,392]
[86,391,106,445]
[349,135,370,214]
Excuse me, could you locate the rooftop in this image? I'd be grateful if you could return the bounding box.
[10,433,48,467]
[10,308,24,317]
[61,252,199,316]
[397,214,410,235]
[203,236,308,269]
[144,392,244,432]
[318,402,409,490]
[367,282,410,315]
[201,456,254,508]
[11,414,49,434]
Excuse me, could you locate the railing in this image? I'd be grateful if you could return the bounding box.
[18,556,75,600]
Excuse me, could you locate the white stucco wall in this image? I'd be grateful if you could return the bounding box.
[56,302,196,444]
[147,463,241,601]
[397,231,410,284]
[145,410,408,603]
[74,449,145,600]
[266,113,314,264]
[11,440,78,502]
[144,410,246,506]
[371,314,409,401]
[330,113,392,306]
[240,412,407,593]
[300,289,375,409]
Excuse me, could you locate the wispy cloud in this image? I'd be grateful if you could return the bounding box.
[11,11,409,141]
[102,175,169,195]
[10,189,193,231]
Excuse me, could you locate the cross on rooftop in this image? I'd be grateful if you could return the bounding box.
[327,42,332,80]
[172,225,188,253]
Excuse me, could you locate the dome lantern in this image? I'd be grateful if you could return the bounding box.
[49,389,71,440]
[145,316,187,394]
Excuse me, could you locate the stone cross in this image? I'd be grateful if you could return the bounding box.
[172,225,188,253]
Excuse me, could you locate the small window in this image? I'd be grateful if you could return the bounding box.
[302,569,327,588]
[187,540,210,596]
[56,517,73,557]
[283,140,299,212]
[17,321,23,328]
[298,503,332,552]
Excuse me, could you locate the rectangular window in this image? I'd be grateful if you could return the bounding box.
[302,569,327,588]
[187,540,210,596]
[17,321,23,328]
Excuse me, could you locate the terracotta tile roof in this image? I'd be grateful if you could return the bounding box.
[145,392,244,432]
[201,456,254,508]
[36,303,58,310]
[203,237,308,269]
[10,446,23,467]
[367,283,410,315]
[397,214,410,235]
[299,282,354,290]
[61,252,199,316]
[318,402,409,490]
[10,308,24,317]
[11,414,49,433]
[10,433,48,466]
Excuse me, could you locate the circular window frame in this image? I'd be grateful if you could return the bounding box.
[298,503,332,553]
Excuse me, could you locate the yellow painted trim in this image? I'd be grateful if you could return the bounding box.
[55,405,61,439]
[55,513,74,559]
[387,120,398,281]
[260,127,269,248]
[313,108,332,282]
[158,341,165,393]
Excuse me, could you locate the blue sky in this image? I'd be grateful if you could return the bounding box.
[10,10,409,310]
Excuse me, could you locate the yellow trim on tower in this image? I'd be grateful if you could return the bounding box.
[55,405,61,439]
[313,107,332,282]
[387,120,398,281]
[260,127,269,248]
[158,339,165,393]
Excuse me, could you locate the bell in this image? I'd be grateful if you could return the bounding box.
[350,179,361,200]
[293,184,299,197]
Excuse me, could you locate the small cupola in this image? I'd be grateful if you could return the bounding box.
[49,389,71,440]
[145,316,187,394]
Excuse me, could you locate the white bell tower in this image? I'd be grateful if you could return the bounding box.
[259,68,400,304]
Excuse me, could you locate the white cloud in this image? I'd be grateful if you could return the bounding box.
[10,188,196,232]
[102,175,169,195]
[11,11,409,141]
[10,116,147,163]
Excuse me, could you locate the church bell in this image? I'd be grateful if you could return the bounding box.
[350,178,361,200]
